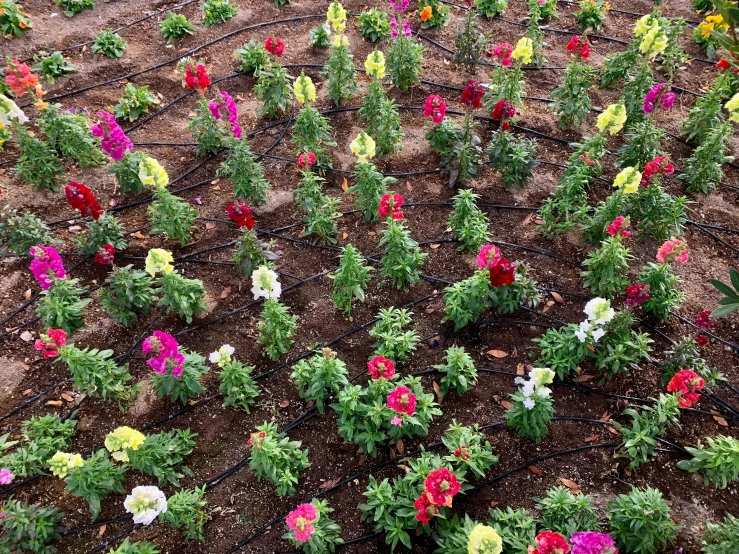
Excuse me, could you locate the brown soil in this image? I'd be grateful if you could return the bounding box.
[2,0,739,553]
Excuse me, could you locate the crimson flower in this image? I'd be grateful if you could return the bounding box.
[414,493,439,525]
[641,155,674,186]
[265,36,285,57]
[696,310,716,330]
[379,193,404,219]
[423,467,461,506]
[489,257,516,287]
[491,99,515,130]
[65,181,103,220]
[424,94,447,124]
[625,283,649,306]
[34,328,67,359]
[367,356,396,380]
[184,63,210,93]
[95,244,116,265]
[605,216,631,238]
[227,201,255,229]
[696,335,709,347]
[461,80,484,109]
[530,531,571,554]
[667,369,705,408]
[453,445,471,460]
[565,35,590,59]
[716,55,739,73]
[491,42,513,66]
[297,152,316,169]
[387,385,416,416]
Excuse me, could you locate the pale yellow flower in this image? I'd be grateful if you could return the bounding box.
[138,157,169,189]
[350,131,376,162]
[634,14,651,36]
[48,451,84,478]
[105,426,146,462]
[145,248,174,277]
[613,167,642,194]
[365,50,386,79]
[293,73,316,104]
[639,22,667,59]
[596,103,626,135]
[467,524,503,554]
[725,93,739,122]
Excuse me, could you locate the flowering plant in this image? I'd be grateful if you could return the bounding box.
[505,367,556,442]
[612,167,641,195]
[613,393,680,468]
[283,499,344,553]
[461,80,485,109]
[104,426,145,462]
[248,422,309,496]
[386,17,424,90]
[529,531,571,554]
[209,345,260,413]
[442,421,499,479]
[293,72,316,104]
[468,524,504,554]
[124,486,168,525]
[29,245,66,290]
[330,243,374,318]
[291,348,349,413]
[570,532,618,554]
[253,266,297,360]
[183,62,210,93]
[656,238,689,264]
[227,201,255,228]
[368,356,396,380]
[667,369,705,408]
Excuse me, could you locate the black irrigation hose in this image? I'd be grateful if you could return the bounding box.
[0,377,72,424]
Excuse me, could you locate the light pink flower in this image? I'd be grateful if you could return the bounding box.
[286,503,318,542]
[477,244,501,269]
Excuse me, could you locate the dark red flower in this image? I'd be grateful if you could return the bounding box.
[184,63,210,93]
[641,155,674,186]
[227,201,255,229]
[625,283,649,306]
[460,80,484,109]
[423,467,461,507]
[530,531,571,554]
[265,36,285,57]
[667,369,705,408]
[414,493,439,525]
[696,334,709,347]
[379,193,404,220]
[565,35,591,59]
[489,257,516,287]
[297,152,317,169]
[491,99,515,128]
[453,445,471,460]
[65,181,103,220]
[696,310,716,330]
[95,244,116,265]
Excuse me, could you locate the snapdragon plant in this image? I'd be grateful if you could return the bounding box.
[92,29,127,58]
[109,150,149,195]
[616,119,666,169]
[485,128,537,188]
[14,125,64,191]
[639,262,684,320]
[347,162,396,221]
[0,413,77,478]
[218,138,271,206]
[321,39,359,105]
[291,349,350,413]
[434,346,478,396]
[369,307,420,362]
[379,218,427,290]
[661,338,722,386]
[447,189,490,252]
[56,0,94,17]
[128,429,197,487]
[258,297,298,360]
[0,209,57,256]
[427,115,484,187]
[283,499,344,554]
[0,499,64,554]
[248,422,310,496]
[489,507,537,553]
[505,368,556,442]
[202,0,238,26]
[386,32,424,91]
[188,95,230,156]
[234,40,270,74]
[702,513,739,554]
[255,61,293,118]
[151,349,208,405]
[357,8,391,42]
[75,212,127,255]
[160,486,211,541]
[215,350,260,413]
[678,435,739,489]
[581,234,633,298]
[454,7,488,70]
[113,84,158,122]
[37,278,90,335]
[550,60,594,128]
[358,80,403,158]
[64,449,127,520]
[442,270,491,331]
[606,487,679,554]
[160,11,195,42]
[39,104,104,167]
[534,485,601,536]
[148,187,197,246]
[233,229,280,278]
[442,421,498,479]
[330,244,373,318]
[156,270,207,323]
[292,104,337,168]
[682,73,731,144]
[680,121,734,194]
[475,0,507,17]
[99,265,156,327]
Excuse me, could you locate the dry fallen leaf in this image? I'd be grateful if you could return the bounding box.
[516,363,525,376]
[521,212,534,226]
[584,434,599,442]
[279,400,290,408]
[389,448,397,459]
[486,349,508,358]
[406,181,413,191]
[205,222,216,230]
[18,362,29,371]
[558,477,580,492]
[528,465,543,476]
[432,381,440,395]
[22,389,33,396]
[490,501,499,507]
[46,400,63,407]
[212,185,221,191]
[132,231,147,239]
[220,286,232,299]
[342,232,348,240]
[341,178,349,192]
[606,425,621,436]
[430,243,441,249]
[573,374,594,382]
[98,524,106,537]
[368,231,376,236]
[550,291,564,304]
[23,289,31,300]
[600,412,611,422]
[211,179,220,185]
[319,478,341,490]
[61,393,74,402]
[710,410,729,427]
[500,400,513,410]
[396,439,405,454]
[586,344,596,352]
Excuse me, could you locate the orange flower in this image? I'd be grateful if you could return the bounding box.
[420,5,432,21]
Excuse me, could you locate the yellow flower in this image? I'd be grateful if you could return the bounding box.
[293,73,316,104]
[331,34,349,47]
[511,37,533,64]
[639,22,667,59]
[105,426,146,462]
[725,93,739,122]
[145,248,174,277]
[138,157,169,189]
[468,525,503,554]
[48,451,84,478]
[596,103,626,135]
[700,14,728,38]
[613,167,642,194]
[326,0,347,33]
[365,50,386,79]
[350,131,376,162]
[634,14,651,36]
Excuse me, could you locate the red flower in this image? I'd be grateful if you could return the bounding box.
[297,152,316,169]
[717,57,730,70]
[453,445,471,460]
[625,283,649,306]
[489,257,516,287]
[65,181,103,220]
[641,155,674,186]
[667,369,705,408]
[423,467,461,507]
[696,310,716,330]
[461,80,484,109]
[184,63,210,93]
[247,430,267,448]
[565,35,591,59]
[386,385,416,416]
[34,328,67,359]
[424,94,447,124]
[530,531,571,554]
[605,215,631,238]
[3,59,39,96]
[696,334,709,347]
[265,36,285,57]
[491,99,515,127]
[367,356,396,380]
[379,193,404,220]
[414,493,439,525]
[95,244,115,265]
[227,201,255,229]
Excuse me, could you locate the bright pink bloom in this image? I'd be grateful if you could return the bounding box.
[247,430,267,448]
[95,244,116,265]
[424,95,446,124]
[391,416,403,425]
[387,385,416,416]
[641,155,674,186]
[34,328,67,359]
[492,43,513,66]
[414,493,439,524]
[29,245,66,290]
[696,310,716,330]
[184,63,210,93]
[461,80,485,109]
[625,283,649,306]
[265,36,285,57]
[530,531,571,554]
[227,201,255,229]
[605,216,631,238]
[402,20,412,37]
[297,152,317,169]
[209,92,241,138]
[91,112,133,161]
[388,0,410,10]
[65,181,103,220]
[565,35,590,59]
[667,369,705,408]
[285,503,318,542]
[379,193,404,219]
[0,469,13,485]
[423,467,461,506]
[3,59,39,96]
[390,17,399,38]
[143,331,184,377]
[367,356,396,380]
[571,532,616,554]
[656,239,689,264]
[453,445,471,460]
[489,257,516,287]
[477,244,501,269]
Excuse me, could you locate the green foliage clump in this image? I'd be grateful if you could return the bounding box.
[254,61,293,118]
[156,270,207,323]
[535,486,601,536]
[639,261,685,321]
[217,352,260,413]
[292,103,337,168]
[369,306,420,362]
[113,84,158,121]
[434,346,478,396]
[0,498,64,554]
[442,421,498,479]
[475,0,507,17]
[308,24,331,48]
[32,51,74,84]
[330,244,373,318]
[358,9,391,42]
[0,0,32,38]
[202,0,238,26]
[258,298,298,360]
[14,126,64,191]
[581,235,633,298]
[37,278,91,335]
[76,212,127,255]
[678,435,739,489]
[321,42,360,105]
[358,80,403,158]
[347,161,396,221]
[56,0,94,17]
[40,105,104,167]
[248,422,310,496]
[151,349,208,405]
[488,506,538,553]
[0,413,77,478]
[485,128,537,188]
[234,40,271,74]
[64,449,127,520]
[233,228,279,278]
[148,188,197,246]
[109,150,149,195]
[454,8,488,70]
[160,486,211,541]
[702,513,739,554]
[386,34,424,91]
[606,487,679,554]
[448,189,490,252]
[128,429,196,487]
[291,348,350,413]
[574,0,607,31]
[160,11,195,42]
[427,115,484,187]
[109,538,161,554]
[550,61,594,128]
[92,29,127,58]
[379,218,427,290]
[680,121,734,194]
[0,209,57,256]
[218,138,271,206]
[99,265,156,327]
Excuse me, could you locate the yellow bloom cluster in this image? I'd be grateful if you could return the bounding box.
[697,14,728,39]
[138,156,169,189]
[145,248,175,277]
[726,93,739,122]
[350,131,376,162]
[105,426,146,462]
[365,50,386,79]
[639,21,668,59]
[595,103,626,135]
[467,524,503,554]
[293,73,316,104]
[331,34,349,47]
[511,37,533,65]
[326,0,347,34]
[613,167,642,194]
[634,14,652,36]
[48,451,84,478]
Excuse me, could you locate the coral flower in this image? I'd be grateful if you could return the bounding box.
[248,430,267,448]
[423,467,461,506]
[387,385,416,416]
[414,493,439,524]
[424,94,447,124]
[3,59,39,96]
[477,244,501,269]
[530,531,571,554]
[656,238,689,264]
[265,36,285,57]
[461,80,484,109]
[297,152,317,169]
[453,445,471,460]
[667,369,705,408]
[379,193,404,219]
[489,257,516,287]
[367,356,396,380]
[625,283,649,306]
[285,503,318,542]
[227,201,255,229]
[420,5,432,21]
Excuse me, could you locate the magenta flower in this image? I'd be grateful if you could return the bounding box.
[208,100,222,120]
[219,91,242,139]
[143,331,185,377]
[571,532,618,554]
[625,283,650,306]
[492,43,514,66]
[91,112,133,161]
[402,20,412,36]
[388,0,410,10]
[29,245,66,290]
[0,469,13,485]
[286,503,318,542]
[390,17,399,38]
[643,83,673,114]
[387,385,417,416]
[477,244,501,269]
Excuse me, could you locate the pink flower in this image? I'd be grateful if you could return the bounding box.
[424,95,446,124]
[414,493,439,524]
[696,310,716,330]
[492,43,513,66]
[641,155,674,186]
[390,17,399,38]
[143,331,184,377]
[605,216,631,238]
[95,244,116,265]
[643,83,673,114]
[379,193,404,219]
[565,35,591,59]
[29,245,66,290]
[389,0,410,10]
[391,416,403,425]
[286,503,318,542]
[477,244,501,269]
[0,469,13,485]
[34,328,67,359]
[625,283,649,306]
[91,112,133,161]
[367,356,396,380]
[571,532,618,554]
[297,152,317,169]
[402,20,412,36]
[530,531,571,554]
[387,385,416,416]
[423,467,461,506]
[265,37,285,57]
[656,239,689,264]
[667,369,705,408]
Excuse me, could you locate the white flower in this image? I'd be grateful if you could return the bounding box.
[521,380,536,398]
[124,486,167,525]
[0,94,29,127]
[536,386,552,398]
[514,377,526,386]
[209,344,235,367]
[591,328,605,343]
[251,266,282,300]
[583,298,614,325]
[530,367,555,387]
[523,398,536,410]
[575,320,591,343]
